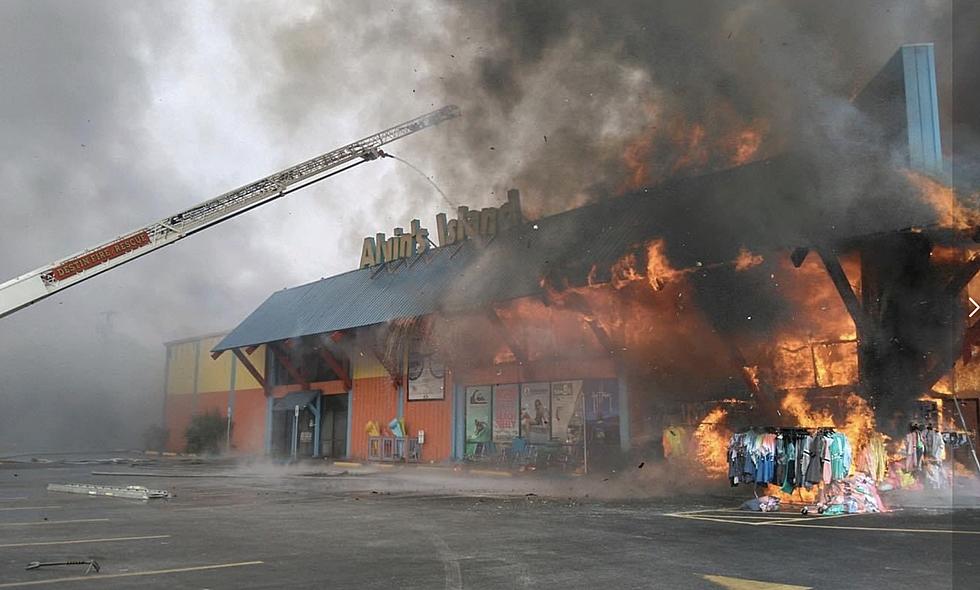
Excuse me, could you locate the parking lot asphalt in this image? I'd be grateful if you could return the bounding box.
[1,458,978,589]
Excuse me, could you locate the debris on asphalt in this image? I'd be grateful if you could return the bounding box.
[47,483,170,500]
[26,559,100,574]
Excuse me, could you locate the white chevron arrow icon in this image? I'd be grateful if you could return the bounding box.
[971,297,980,318]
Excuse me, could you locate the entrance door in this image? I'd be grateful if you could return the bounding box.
[270,411,291,457]
[320,395,349,459]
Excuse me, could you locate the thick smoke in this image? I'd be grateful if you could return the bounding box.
[0,1,960,452]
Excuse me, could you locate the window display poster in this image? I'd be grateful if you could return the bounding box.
[520,382,551,443]
[492,384,519,442]
[550,381,583,442]
[465,386,492,444]
[583,379,619,447]
[408,364,445,400]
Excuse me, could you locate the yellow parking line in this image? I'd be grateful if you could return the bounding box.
[0,560,265,587]
[763,522,980,534]
[0,519,109,527]
[667,514,768,526]
[0,534,171,548]
[0,506,62,512]
[685,513,796,520]
[755,512,861,525]
[470,469,512,477]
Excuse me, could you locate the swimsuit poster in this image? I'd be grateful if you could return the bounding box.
[520,382,551,443]
[550,380,582,442]
[465,386,492,448]
[492,384,520,443]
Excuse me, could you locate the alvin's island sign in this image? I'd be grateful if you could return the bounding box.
[358,189,523,268]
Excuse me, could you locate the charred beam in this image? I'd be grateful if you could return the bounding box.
[371,345,404,386]
[584,317,616,356]
[485,307,528,364]
[816,248,873,337]
[944,252,980,298]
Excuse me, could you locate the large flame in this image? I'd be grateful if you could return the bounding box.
[905,170,980,231]
[619,100,770,192]
[693,407,731,477]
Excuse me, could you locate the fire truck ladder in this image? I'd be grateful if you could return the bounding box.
[0,105,460,320]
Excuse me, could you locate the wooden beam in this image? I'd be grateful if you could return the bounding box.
[584,317,616,356]
[245,345,258,355]
[945,252,980,298]
[271,342,309,389]
[318,345,352,391]
[372,345,403,387]
[817,248,873,337]
[210,350,225,360]
[485,307,528,364]
[233,348,266,393]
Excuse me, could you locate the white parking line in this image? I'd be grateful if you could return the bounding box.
[0,535,171,548]
[0,506,62,512]
[0,519,109,527]
[0,561,265,587]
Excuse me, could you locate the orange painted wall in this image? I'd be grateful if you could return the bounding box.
[349,376,399,459]
[231,388,267,454]
[403,395,452,463]
[164,394,196,452]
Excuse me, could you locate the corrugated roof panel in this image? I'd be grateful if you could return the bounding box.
[214,154,938,352]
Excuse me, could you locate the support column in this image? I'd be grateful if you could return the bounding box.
[618,375,630,453]
[227,353,237,453]
[345,389,353,460]
[453,383,466,460]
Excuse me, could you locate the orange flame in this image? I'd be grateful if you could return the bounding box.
[905,170,980,230]
[693,407,731,476]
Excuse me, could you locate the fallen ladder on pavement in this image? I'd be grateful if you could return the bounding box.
[47,483,170,500]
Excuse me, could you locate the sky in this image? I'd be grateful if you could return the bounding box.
[0,1,961,452]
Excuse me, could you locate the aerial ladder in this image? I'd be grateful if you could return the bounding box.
[0,105,460,320]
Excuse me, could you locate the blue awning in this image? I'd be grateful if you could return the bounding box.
[271,390,320,412]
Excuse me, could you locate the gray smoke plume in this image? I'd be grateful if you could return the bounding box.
[0,1,960,452]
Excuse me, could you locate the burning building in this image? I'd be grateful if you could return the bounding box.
[160,44,978,484]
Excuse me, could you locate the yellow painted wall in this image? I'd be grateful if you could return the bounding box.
[197,335,233,393]
[234,345,265,390]
[168,337,266,397]
[353,353,388,379]
[166,341,198,396]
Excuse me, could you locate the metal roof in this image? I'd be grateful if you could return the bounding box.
[213,154,937,352]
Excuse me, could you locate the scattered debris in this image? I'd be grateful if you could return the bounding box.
[637,462,645,469]
[26,559,100,574]
[47,483,170,500]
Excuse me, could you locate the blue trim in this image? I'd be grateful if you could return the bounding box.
[453,383,466,460]
[901,44,943,174]
[312,395,322,457]
[617,375,630,452]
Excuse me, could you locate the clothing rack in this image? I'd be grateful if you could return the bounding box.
[728,427,854,512]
